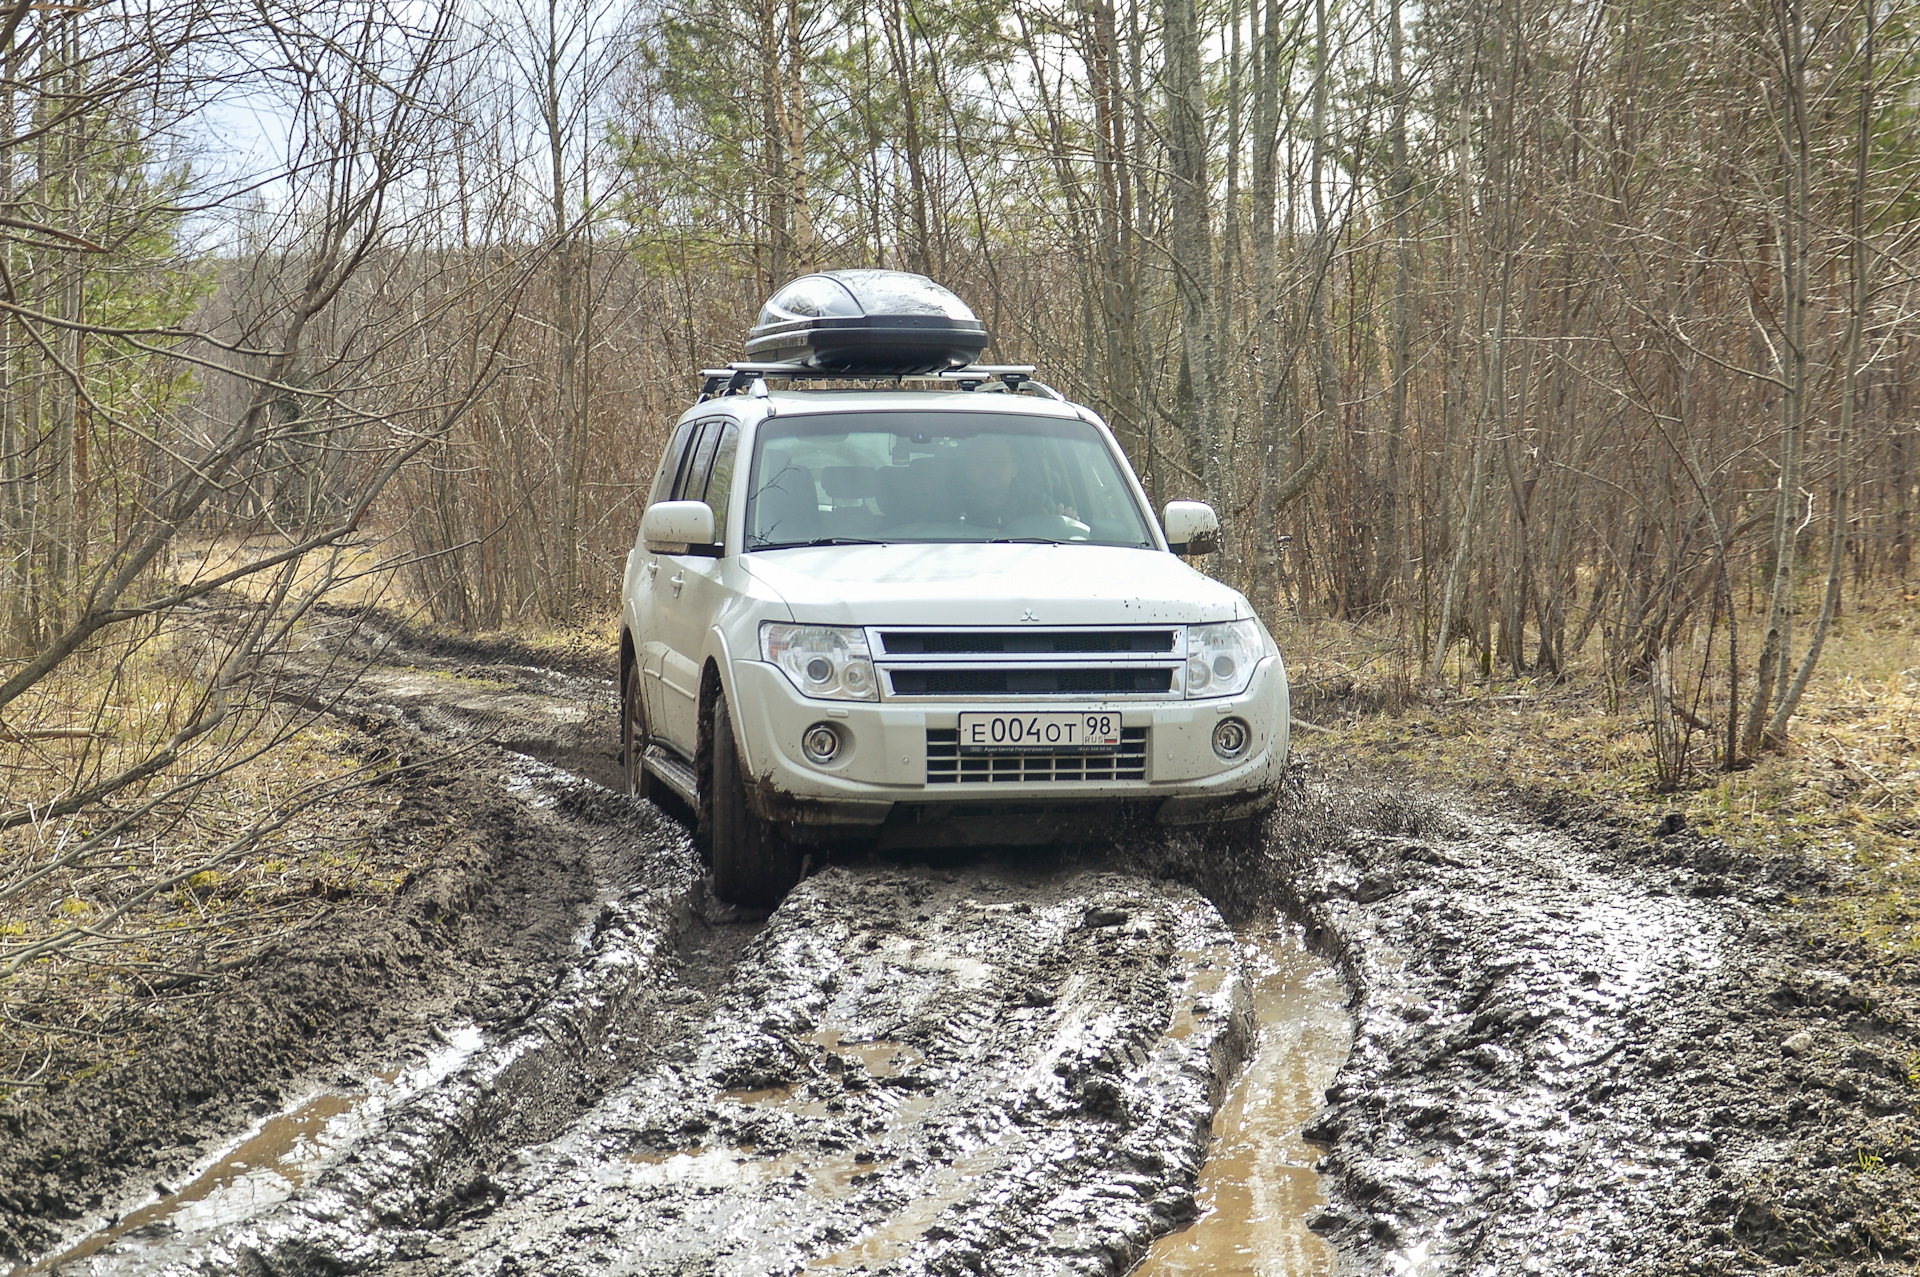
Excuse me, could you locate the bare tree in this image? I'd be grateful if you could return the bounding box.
[1,0,523,983]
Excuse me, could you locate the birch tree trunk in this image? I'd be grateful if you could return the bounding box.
[1768,0,1873,742]
[1164,0,1222,514]
[1742,0,1812,758]
[1381,0,1410,612]
[1249,0,1283,615]
[1267,0,1334,516]
[784,0,814,272]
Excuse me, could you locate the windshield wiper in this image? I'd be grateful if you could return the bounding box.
[750,536,886,550]
[988,537,1065,544]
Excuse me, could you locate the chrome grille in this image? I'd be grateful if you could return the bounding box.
[878,629,1176,655]
[926,727,1148,784]
[875,626,1185,701]
[889,668,1173,696]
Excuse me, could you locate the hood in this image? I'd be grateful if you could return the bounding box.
[742,542,1251,627]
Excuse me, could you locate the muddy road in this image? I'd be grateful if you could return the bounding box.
[12,614,1918,1276]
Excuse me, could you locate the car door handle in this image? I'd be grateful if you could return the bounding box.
[670,572,685,595]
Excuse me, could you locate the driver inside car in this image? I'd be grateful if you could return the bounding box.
[956,435,1077,528]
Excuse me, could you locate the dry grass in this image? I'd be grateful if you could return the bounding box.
[0,532,618,1100]
[0,605,405,1098]
[167,533,415,611]
[175,530,618,671]
[1273,585,1920,957]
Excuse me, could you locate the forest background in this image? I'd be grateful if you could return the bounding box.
[1,0,1919,1089]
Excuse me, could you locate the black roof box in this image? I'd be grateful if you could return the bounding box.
[744,269,989,375]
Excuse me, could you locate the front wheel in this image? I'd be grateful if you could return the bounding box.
[621,655,656,802]
[710,694,802,908]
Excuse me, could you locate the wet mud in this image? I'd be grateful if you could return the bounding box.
[387,867,1254,1277]
[1262,774,1920,1276]
[22,1027,486,1275]
[9,611,1918,1276]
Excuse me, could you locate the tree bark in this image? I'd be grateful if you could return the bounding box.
[1742,0,1812,758]
[1769,0,1872,742]
[1164,0,1222,514]
[1381,0,1410,613]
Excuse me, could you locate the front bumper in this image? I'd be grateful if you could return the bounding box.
[726,654,1289,836]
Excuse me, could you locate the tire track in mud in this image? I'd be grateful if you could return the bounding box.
[47,755,708,1277]
[1301,820,1740,1268]
[33,616,1849,1277]
[392,867,1252,1277]
[43,627,1265,1277]
[1259,778,1865,1277]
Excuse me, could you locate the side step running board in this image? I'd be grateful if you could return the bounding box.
[644,744,699,807]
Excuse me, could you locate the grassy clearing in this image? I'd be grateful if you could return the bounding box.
[0,533,619,1100]
[174,531,618,673]
[1273,586,1920,957]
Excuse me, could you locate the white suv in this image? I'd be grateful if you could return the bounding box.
[619,272,1290,906]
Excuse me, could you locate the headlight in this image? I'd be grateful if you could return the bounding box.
[761,623,878,701]
[1184,619,1267,699]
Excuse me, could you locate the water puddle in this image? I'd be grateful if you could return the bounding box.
[804,1030,923,1080]
[17,1024,485,1275]
[619,1145,893,1195]
[716,1035,923,1117]
[1130,924,1352,1277]
[802,1144,1007,1273]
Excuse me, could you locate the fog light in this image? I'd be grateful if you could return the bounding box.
[802,722,841,765]
[1212,717,1251,761]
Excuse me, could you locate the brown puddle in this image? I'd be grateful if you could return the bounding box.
[16,1025,484,1276]
[804,1030,923,1080]
[1131,925,1351,1277]
[802,1145,1006,1274]
[24,1093,360,1274]
[717,1034,924,1118]
[622,1145,894,1196]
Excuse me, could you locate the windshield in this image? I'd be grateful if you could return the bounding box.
[745,412,1155,551]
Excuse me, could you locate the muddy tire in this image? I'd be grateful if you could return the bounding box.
[710,694,801,908]
[621,655,657,802]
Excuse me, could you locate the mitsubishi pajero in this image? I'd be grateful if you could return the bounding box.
[620,270,1290,905]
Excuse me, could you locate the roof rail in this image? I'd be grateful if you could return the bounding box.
[697,362,1058,403]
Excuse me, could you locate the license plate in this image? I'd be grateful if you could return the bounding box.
[957,711,1121,753]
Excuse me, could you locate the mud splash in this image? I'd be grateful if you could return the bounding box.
[1131,925,1350,1277]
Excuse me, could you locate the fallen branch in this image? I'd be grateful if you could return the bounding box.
[1839,757,1907,808]
[0,727,106,742]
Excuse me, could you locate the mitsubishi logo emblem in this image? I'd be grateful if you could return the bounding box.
[1020,608,1038,622]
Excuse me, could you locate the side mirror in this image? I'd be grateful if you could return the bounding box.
[642,501,719,556]
[1163,500,1220,556]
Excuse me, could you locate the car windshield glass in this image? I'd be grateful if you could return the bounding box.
[746,412,1155,550]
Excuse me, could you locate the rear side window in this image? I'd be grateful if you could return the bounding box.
[675,421,722,503]
[649,420,695,506]
[700,423,741,546]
